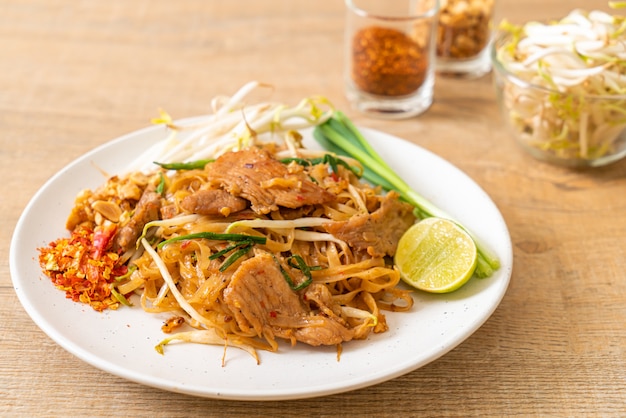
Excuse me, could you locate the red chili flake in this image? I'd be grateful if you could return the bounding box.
[38,226,126,312]
[269,311,277,318]
[296,195,304,201]
[91,223,117,259]
[330,172,339,182]
[352,26,428,96]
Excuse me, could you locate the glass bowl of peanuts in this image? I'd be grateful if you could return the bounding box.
[435,0,495,78]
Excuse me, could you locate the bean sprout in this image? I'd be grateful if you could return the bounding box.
[126,81,334,173]
[493,6,626,165]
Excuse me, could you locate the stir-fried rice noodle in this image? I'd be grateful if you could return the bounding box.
[38,82,416,365]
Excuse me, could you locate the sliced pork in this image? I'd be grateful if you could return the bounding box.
[206,147,335,214]
[112,185,162,253]
[223,252,355,346]
[323,191,416,257]
[180,188,248,216]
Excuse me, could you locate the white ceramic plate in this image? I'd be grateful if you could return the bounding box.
[10,123,512,401]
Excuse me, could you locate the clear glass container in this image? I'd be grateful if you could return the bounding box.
[344,0,439,119]
[436,0,495,79]
[492,33,626,168]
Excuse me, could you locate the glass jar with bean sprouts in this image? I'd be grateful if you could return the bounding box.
[491,7,626,167]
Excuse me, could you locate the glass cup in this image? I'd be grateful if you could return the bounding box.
[344,0,440,119]
[435,0,495,78]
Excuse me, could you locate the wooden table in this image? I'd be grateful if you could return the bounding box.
[2,0,624,416]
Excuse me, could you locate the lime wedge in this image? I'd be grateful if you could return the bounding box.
[395,217,478,293]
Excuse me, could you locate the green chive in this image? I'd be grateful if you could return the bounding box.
[114,265,137,281]
[154,159,214,170]
[158,232,266,249]
[209,240,254,260]
[219,243,253,272]
[275,254,314,291]
[110,285,133,307]
[156,172,166,194]
[280,154,361,177]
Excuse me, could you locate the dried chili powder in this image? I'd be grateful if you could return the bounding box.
[351,26,428,97]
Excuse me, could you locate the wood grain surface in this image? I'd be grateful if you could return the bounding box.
[1,0,625,416]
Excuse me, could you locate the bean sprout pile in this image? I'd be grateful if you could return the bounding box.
[127,81,335,173]
[494,5,626,164]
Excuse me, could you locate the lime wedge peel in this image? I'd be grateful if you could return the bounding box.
[395,217,478,293]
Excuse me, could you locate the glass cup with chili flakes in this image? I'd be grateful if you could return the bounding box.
[345,0,440,119]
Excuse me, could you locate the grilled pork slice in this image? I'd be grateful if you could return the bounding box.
[323,191,416,258]
[223,252,354,346]
[294,284,354,346]
[180,188,248,216]
[112,185,162,253]
[206,147,335,214]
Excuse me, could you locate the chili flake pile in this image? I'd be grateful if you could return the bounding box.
[351,26,428,97]
[38,226,128,311]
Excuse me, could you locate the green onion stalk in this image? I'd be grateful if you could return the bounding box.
[154,159,214,170]
[313,111,500,278]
